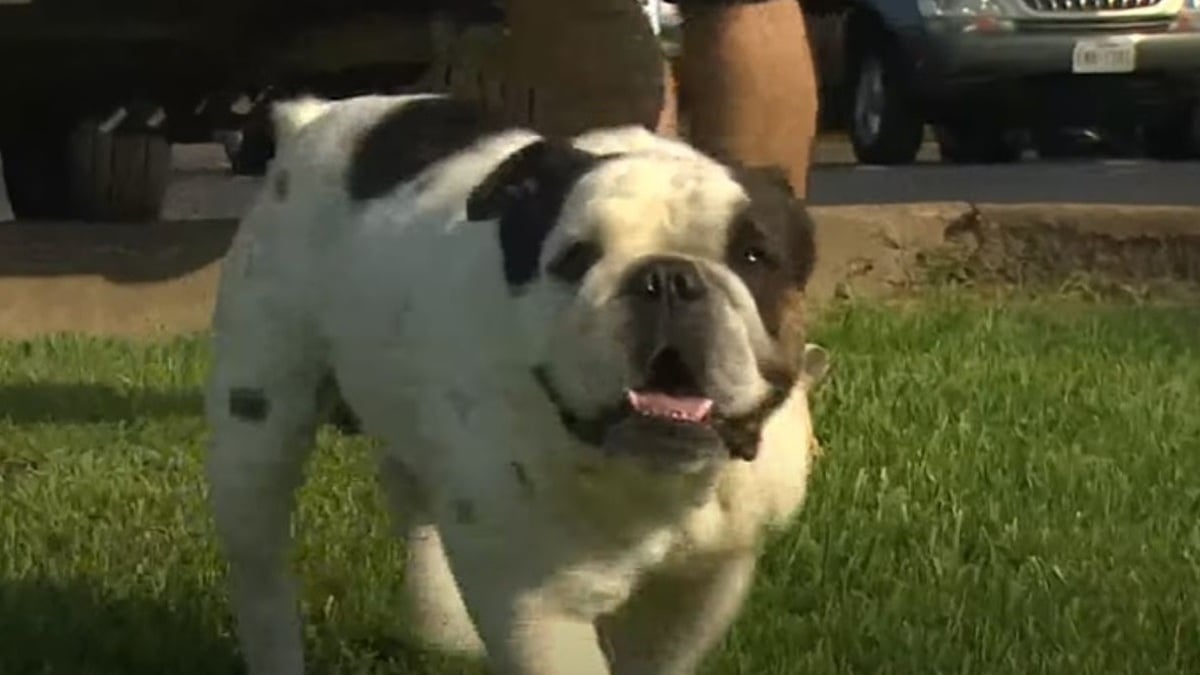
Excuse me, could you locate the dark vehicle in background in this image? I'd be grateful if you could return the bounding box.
[0,0,499,222]
[817,0,1200,163]
[3,0,1197,224]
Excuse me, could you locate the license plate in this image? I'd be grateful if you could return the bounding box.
[1072,36,1137,74]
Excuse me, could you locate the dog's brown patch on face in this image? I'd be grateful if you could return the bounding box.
[273,170,289,200]
[713,168,817,461]
[454,499,477,525]
[346,97,503,202]
[723,166,816,339]
[776,288,810,372]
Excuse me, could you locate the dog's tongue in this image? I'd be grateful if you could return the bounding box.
[627,391,714,422]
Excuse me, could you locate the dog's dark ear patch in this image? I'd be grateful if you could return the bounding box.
[346,97,501,202]
[229,388,270,422]
[725,165,817,336]
[467,139,607,287]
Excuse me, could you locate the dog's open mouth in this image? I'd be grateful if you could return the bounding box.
[626,390,714,424]
[626,346,715,425]
[532,351,791,462]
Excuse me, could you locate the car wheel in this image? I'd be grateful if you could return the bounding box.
[1144,105,1200,161]
[68,123,171,222]
[934,121,1024,164]
[4,121,170,222]
[846,35,924,165]
[1032,126,1104,161]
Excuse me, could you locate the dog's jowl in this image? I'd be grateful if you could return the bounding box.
[205,94,828,675]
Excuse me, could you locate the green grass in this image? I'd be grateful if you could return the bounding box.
[1,296,1198,674]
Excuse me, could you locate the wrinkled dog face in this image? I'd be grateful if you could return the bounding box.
[467,136,815,471]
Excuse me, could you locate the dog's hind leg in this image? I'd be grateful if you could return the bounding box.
[376,455,485,657]
[205,304,325,675]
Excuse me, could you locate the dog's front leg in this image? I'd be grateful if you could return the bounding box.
[441,532,612,675]
[596,553,757,675]
[490,610,611,675]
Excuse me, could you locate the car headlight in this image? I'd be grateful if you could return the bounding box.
[918,0,1006,17]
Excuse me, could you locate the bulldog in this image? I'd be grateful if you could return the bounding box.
[204,93,829,675]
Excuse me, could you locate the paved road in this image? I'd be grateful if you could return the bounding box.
[808,138,1200,206]
[2,140,1199,222]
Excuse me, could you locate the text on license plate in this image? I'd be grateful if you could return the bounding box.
[1072,37,1138,74]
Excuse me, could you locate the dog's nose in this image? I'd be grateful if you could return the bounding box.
[622,256,707,304]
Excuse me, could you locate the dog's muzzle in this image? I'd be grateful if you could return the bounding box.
[532,254,795,463]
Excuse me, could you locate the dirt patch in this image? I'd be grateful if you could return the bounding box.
[948,204,1200,288]
[2,203,1198,339]
[807,202,1200,302]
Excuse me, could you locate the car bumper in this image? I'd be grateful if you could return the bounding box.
[905,21,1200,118]
[913,21,1200,78]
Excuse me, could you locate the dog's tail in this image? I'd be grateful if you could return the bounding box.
[271,96,334,152]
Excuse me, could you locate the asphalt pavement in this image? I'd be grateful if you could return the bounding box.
[2,138,1199,223]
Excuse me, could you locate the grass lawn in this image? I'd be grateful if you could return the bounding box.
[1,295,1198,675]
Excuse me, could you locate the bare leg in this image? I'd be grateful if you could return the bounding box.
[678,0,820,196]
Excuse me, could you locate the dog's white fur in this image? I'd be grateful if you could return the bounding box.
[206,93,826,675]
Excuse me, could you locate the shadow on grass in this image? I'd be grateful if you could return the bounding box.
[0,383,202,425]
[0,577,484,675]
[0,578,240,675]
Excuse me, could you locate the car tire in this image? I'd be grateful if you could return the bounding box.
[4,121,169,222]
[846,32,924,165]
[1032,126,1103,161]
[69,124,171,222]
[934,122,1023,164]
[1144,105,1200,161]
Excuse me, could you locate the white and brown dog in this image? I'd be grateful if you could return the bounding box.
[204,93,829,675]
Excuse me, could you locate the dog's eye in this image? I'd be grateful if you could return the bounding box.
[548,241,603,283]
[741,245,774,267]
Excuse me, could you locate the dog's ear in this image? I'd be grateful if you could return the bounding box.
[801,343,831,389]
[468,139,607,287]
[466,139,602,221]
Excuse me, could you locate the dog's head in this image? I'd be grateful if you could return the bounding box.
[468,130,820,473]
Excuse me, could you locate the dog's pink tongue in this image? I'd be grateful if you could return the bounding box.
[627,391,714,422]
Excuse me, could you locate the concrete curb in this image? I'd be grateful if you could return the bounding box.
[2,203,1198,339]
